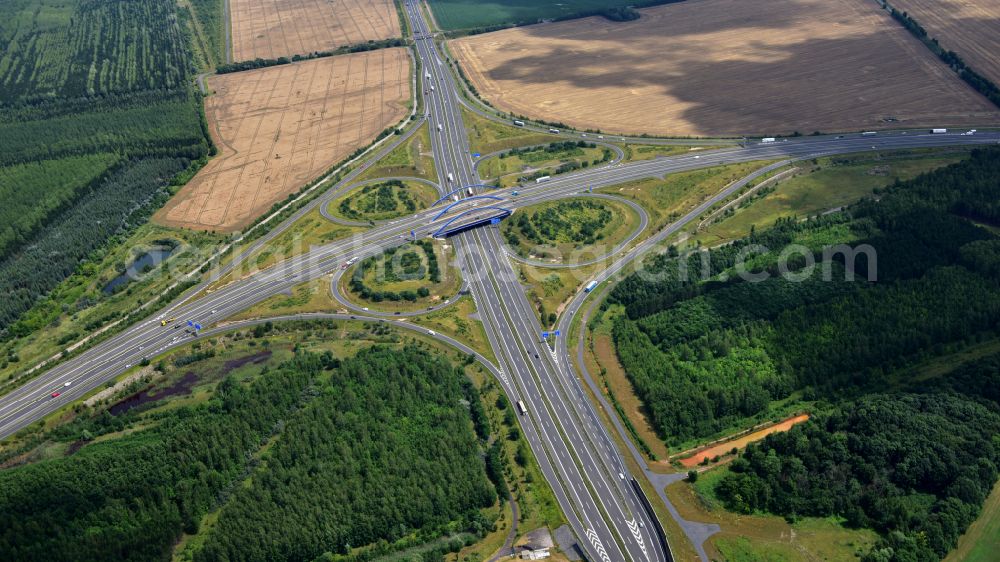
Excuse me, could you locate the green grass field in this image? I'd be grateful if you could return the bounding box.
[694,150,971,246]
[462,107,554,155]
[479,142,610,187]
[428,0,674,31]
[357,123,437,182]
[600,160,778,232]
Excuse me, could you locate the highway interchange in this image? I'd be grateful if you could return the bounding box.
[3,2,1000,560]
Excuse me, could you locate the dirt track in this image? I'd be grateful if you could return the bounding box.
[230,0,400,61]
[451,0,1000,136]
[156,49,410,232]
[890,0,1000,85]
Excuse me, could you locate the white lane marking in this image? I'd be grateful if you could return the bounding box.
[627,518,649,558]
[586,528,613,562]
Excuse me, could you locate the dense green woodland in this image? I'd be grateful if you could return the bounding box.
[610,148,1000,444]
[607,148,1000,560]
[0,0,210,337]
[0,347,497,562]
[718,366,1000,562]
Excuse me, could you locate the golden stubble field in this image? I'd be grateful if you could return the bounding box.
[155,49,410,232]
[451,0,1000,136]
[890,0,1000,85]
[230,0,400,61]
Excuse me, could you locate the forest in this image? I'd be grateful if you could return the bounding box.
[0,0,209,337]
[607,148,1000,560]
[0,346,497,562]
[718,373,1000,562]
[609,148,1000,443]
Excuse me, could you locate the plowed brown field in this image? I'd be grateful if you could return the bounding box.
[230,0,400,61]
[156,49,410,232]
[451,0,1000,136]
[890,0,1000,85]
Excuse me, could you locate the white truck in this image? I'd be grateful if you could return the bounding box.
[861,131,877,136]
[437,123,443,131]
[517,400,528,416]
[930,128,948,134]
[447,172,454,182]
[761,137,776,143]
[535,176,551,184]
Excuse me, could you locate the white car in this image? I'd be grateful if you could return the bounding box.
[428,330,436,336]
[64,381,72,387]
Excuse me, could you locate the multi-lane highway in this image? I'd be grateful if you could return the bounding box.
[2,2,1000,559]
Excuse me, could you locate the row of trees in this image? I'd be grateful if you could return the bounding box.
[0,0,192,102]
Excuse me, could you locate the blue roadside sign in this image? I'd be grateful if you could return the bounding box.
[554,330,561,336]
[491,217,500,225]
[194,323,202,331]
[541,331,549,339]
[187,320,193,327]
[472,152,481,157]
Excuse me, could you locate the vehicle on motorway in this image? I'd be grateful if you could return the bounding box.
[584,280,598,292]
[513,120,525,127]
[160,316,176,327]
[437,123,443,131]
[512,190,519,196]
[430,84,435,92]
[862,131,877,136]
[64,381,72,387]
[50,391,61,398]
[517,400,528,416]
[761,137,776,143]
[466,187,474,196]
[447,172,454,182]
[930,128,948,134]
[425,72,431,79]
[548,128,560,134]
[535,176,550,184]
[427,330,435,336]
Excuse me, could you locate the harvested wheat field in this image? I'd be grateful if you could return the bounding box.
[891,0,1000,85]
[451,0,1000,136]
[230,0,400,61]
[156,49,410,232]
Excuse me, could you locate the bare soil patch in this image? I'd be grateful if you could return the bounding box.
[156,49,410,232]
[451,0,1000,136]
[890,0,1000,85]
[230,0,400,61]
[678,414,810,468]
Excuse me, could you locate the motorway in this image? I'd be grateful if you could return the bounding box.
[2,3,1000,559]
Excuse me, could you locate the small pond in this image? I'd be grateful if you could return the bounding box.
[102,245,177,294]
